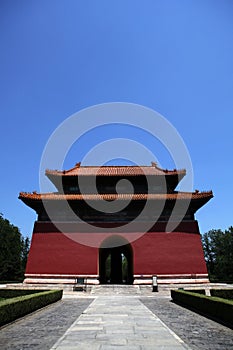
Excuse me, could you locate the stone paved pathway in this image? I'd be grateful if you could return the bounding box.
[0,299,93,350]
[141,297,233,350]
[51,296,189,350]
[0,292,232,349]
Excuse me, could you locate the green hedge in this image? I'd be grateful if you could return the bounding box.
[0,290,63,327]
[171,289,233,328]
[184,289,206,295]
[0,289,48,299]
[210,289,233,300]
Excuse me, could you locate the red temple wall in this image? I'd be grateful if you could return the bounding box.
[26,221,207,276]
[133,232,207,275]
[26,232,98,275]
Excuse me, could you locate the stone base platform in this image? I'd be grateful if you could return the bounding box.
[3,282,233,297]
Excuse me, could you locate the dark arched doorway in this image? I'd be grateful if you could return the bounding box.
[99,236,133,284]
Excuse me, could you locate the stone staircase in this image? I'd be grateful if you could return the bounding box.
[90,284,153,295]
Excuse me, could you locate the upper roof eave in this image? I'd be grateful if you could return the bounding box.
[45,162,186,177]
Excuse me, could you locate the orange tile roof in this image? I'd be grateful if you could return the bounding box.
[19,191,213,201]
[45,162,186,177]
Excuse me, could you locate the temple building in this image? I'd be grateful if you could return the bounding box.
[19,162,213,286]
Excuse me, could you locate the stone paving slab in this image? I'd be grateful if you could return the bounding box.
[50,296,189,349]
[141,297,233,350]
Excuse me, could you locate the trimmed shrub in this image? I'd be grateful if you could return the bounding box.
[0,290,63,327]
[210,289,233,300]
[184,289,206,295]
[0,289,48,299]
[171,289,233,328]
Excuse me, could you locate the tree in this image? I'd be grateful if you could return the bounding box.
[0,213,30,281]
[202,227,233,282]
[21,236,30,270]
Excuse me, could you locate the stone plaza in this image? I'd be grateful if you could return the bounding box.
[0,286,232,349]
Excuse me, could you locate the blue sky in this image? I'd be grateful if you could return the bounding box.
[0,0,233,237]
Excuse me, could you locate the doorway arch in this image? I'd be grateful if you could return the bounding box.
[99,236,133,284]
